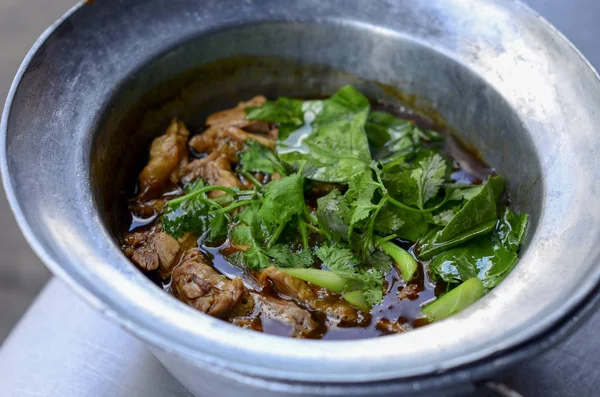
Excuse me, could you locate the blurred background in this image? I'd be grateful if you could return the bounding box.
[0,0,596,344]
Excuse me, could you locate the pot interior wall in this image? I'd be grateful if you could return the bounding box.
[91,21,542,269]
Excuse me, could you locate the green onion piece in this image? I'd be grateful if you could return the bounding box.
[278,268,351,294]
[378,240,418,282]
[422,277,485,322]
[342,291,371,312]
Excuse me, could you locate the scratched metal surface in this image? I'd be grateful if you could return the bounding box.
[501,0,600,395]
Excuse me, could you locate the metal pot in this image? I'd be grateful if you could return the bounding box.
[2,0,600,396]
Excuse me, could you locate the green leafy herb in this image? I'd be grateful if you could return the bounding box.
[276,85,372,183]
[428,208,528,289]
[411,153,447,209]
[245,97,304,139]
[266,244,314,268]
[316,243,388,307]
[374,202,431,242]
[316,189,351,241]
[161,181,235,239]
[496,208,529,252]
[432,209,456,226]
[258,172,306,225]
[346,168,380,226]
[419,176,504,259]
[239,139,287,176]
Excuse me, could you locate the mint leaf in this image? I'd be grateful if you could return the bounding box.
[366,111,444,162]
[245,97,304,139]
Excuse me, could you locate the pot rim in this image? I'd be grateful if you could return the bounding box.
[2,0,600,383]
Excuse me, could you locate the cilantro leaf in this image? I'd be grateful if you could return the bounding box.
[266,244,314,268]
[373,206,405,235]
[258,172,306,225]
[239,139,286,176]
[346,170,379,226]
[411,153,447,209]
[381,164,419,209]
[374,202,431,241]
[229,224,272,270]
[316,243,387,306]
[161,181,225,239]
[316,189,351,241]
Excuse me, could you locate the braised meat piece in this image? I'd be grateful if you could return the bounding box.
[231,316,263,332]
[172,249,251,318]
[129,198,166,218]
[254,294,323,338]
[259,267,363,326]
[123,226,180,272]
[139,119,190,197]
[183,151,243,197]
[189,123,276,155]
[205,96,266,125]
[376,318,406,335]
[398,283,420,300]
[189,96,276,156]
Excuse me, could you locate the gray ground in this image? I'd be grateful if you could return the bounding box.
[0,0,597,345]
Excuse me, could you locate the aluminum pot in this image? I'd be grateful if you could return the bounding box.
[2,0,600,396]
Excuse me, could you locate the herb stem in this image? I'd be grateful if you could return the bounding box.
[299,219,309,249]
[241,171,263,188]
[211,199,255,214]
[267,221,287,249]
[374,234,397,247]
[387,196,425,213]
[168,185,238,206]
[305,222,323,234]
